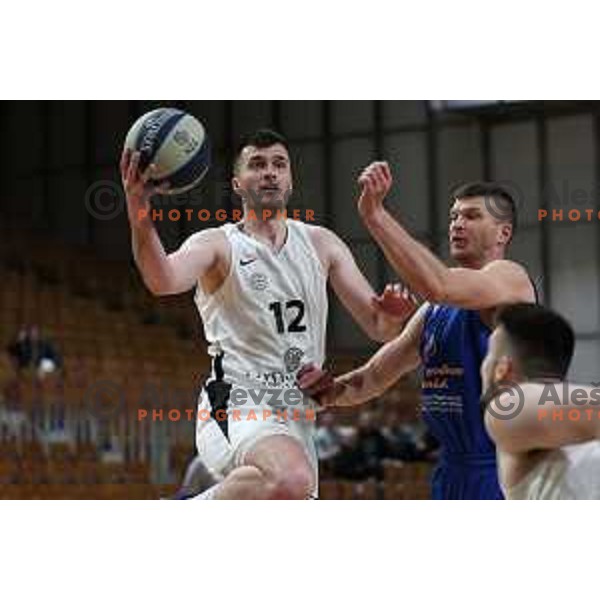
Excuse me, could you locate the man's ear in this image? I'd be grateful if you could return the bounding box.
[494,355,513,383]
[232,176,246,201]
[498,222,513,245]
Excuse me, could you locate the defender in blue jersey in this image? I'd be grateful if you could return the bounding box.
[298,168,536,499]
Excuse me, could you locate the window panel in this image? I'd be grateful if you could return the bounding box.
[382,101,427,128]
[49,101,85,169]
[436,124,483,233]
[547,115,595,217]
[331,138,375,237]
[490,121,539,227]
[331,101,373,135]
[280,101,322,139]
[549,223,599,333]
[383,132,429,234]
[93,101,130,164]
[6,102,44,177]
[289,142,326,224]
[570,340,600,383]
[89,166,130,259]
[232,101,273,140]
[48,172,89,245]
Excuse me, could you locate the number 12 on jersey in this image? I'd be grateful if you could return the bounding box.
[268,300,307,334]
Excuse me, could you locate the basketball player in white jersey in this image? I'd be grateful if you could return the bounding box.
[482,303,600,499]
[120,129,415,499]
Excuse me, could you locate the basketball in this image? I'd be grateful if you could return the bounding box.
[123,107,210,195]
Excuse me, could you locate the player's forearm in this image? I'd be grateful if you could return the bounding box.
[330,349,411,407]
[130,220,174,295]
[329,366,385,407]
[362,207,449,302]
[372,311,408,342]
[349,303,403,344]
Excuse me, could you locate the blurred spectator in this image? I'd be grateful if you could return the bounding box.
[382,413,421,461]
[68,357,88,388]
[354,411,387,479]
[320,410,439,482]
[315,412,342,479]
[331,428,364,480]
[419,428,440,461]
[315,412,341,460]
[1,378,21,411]
[6,325,62,377]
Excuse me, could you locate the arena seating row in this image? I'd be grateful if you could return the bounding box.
[0,484,177,500]
[0,228,199,341]
[319,479,430,500]
[0,479,431,500]
[0,473,431,500]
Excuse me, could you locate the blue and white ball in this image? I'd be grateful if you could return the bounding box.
[124,108,210,195]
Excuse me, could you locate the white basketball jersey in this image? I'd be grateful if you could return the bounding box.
[506,441,600,499]
[194,219,328,390]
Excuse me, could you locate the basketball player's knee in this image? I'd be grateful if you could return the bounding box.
[268,465,314,499]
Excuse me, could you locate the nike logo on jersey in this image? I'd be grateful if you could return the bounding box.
[240,258,258,266]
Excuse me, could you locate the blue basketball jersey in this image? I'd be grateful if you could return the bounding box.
[420,305,504,500]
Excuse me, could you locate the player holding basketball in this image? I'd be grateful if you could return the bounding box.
[483,303,600,499]
[121,130,414,499]
[298,165,536,499]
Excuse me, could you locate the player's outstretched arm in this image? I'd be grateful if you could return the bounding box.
[485,382,600,454]
[310,226,418,342]
[297,304,426,407]
[121,149,227,296]
[356,162,535,309]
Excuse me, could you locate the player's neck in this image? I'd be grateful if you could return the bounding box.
[461,248,506,269]
[241,217,288,251]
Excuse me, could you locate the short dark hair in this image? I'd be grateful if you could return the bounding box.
[451,181,517,238]
[495,303,575,379]
[233,129,290,174]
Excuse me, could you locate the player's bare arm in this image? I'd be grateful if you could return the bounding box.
[298,303,427,406]
[486,382,600,455]
[308,225,418,342]
[121,149,229,296]
[356,162,535,309]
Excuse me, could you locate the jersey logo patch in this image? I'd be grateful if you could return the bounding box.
[249,272,269,291]
[240,257,258,266]
[284,347,305,372]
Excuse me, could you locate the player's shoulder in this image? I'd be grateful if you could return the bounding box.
[482,259,535,302]
[182,226,230,252]
[482,259,533,285]
[304,223,343,247]
[303,224,349,263]
[296,221,324,234]
[483,258,529,275]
